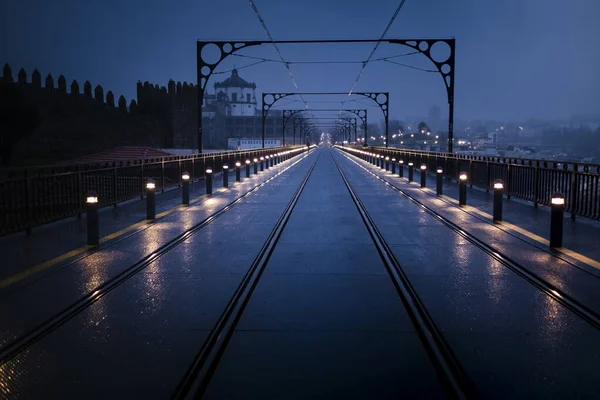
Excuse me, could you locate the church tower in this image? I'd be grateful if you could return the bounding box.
[213,69,257,117]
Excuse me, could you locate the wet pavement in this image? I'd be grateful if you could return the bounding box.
[2,146,600,399]
[0,149,308,287]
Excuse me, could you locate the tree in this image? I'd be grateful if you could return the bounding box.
[388,119,405,134]
[0,83,42,166]
[418,121,430,133]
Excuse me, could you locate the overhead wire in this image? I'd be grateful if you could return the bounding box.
[248,0,312,116]
[345,0,408,97]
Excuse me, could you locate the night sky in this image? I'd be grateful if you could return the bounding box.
[2,0,599,123]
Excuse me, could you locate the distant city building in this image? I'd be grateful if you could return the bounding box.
[227,137,281,150]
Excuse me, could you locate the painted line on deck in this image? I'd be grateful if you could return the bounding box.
[345,149,600,272]
[0,153,311,289]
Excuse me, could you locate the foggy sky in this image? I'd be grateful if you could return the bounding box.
[1,0,599,123]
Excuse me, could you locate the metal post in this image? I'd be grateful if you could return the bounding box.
[459,172,467,206]
[550,193,565,248]
[253,158,258,174]
[385,157,390,171]
[222,164,229,188]
[246,159,251,178]
[206,168,213,195]
[265,156,270,170]
[182,172,190,205]
[408,162,414,182]
[399,160,404,178]
[420,165,427,188]
[236,161,241,182]
[86,191,99,246]
[391,158,396,174]
[436,167,443,196]
[146,179,156,220]
[493,180,504,222]
[260,156,264,172]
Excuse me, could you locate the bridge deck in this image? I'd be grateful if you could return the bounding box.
[1,147,600,398]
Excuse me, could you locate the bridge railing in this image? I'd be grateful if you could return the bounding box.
[0,146,305,236]
[350,145,600,221]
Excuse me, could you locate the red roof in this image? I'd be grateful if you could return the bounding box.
[62,146,173,165]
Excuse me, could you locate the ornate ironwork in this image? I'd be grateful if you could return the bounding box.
[198,39,455,152]
[262,92,385,148]
[282,109,366,145]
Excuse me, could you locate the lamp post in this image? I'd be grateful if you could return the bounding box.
[550,192,565,248]
[182,171,190,205]
[493,180,504,222]
[86,191,99,246]
[222,163,229,188]
[146,178,156,220]
[205,168,213,195]
[459,172,467,206]
[436,167,443,196]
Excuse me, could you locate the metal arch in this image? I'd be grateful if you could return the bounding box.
[282,109,366,142]
[198,38,455,152]
[197,41,263,153]
[388,39,455,152]
[282,109,306,146]
[262,92,387,148]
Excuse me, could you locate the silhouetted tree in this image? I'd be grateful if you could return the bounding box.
[389,119,405,134]
[418,121,430,133]
[0,83,42,166]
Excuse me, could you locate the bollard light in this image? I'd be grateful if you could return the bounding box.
[86,190,99,246]
[408,162,414,182]
[493,179,503,222]
[265,155,270,169]
[550,192,565,248]
[146,178,156,220]
[436,167,443,196]
[420,164,427,188]
[253,158,258,174]
[260,156,265,172]
[235,161,241,182]
[399,160,404,178]
[391,158,396,174]
[385,156,390,171]
[206,167,213,195]
[222,163,229,188]
[182,171,190,205]
[245,159,251,177]
[86,192,99,204]
[459,172,468,205]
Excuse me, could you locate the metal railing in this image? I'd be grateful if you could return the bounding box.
[348,145,600,221]
[0,146,306,236]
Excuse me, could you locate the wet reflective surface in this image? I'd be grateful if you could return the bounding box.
[2,147,600,398]
[334,149,600,398]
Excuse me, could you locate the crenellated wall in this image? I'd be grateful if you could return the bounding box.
[1,64,175,165]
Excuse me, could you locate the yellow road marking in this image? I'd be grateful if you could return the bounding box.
[0,158,299,288]
[366,157,600,270]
